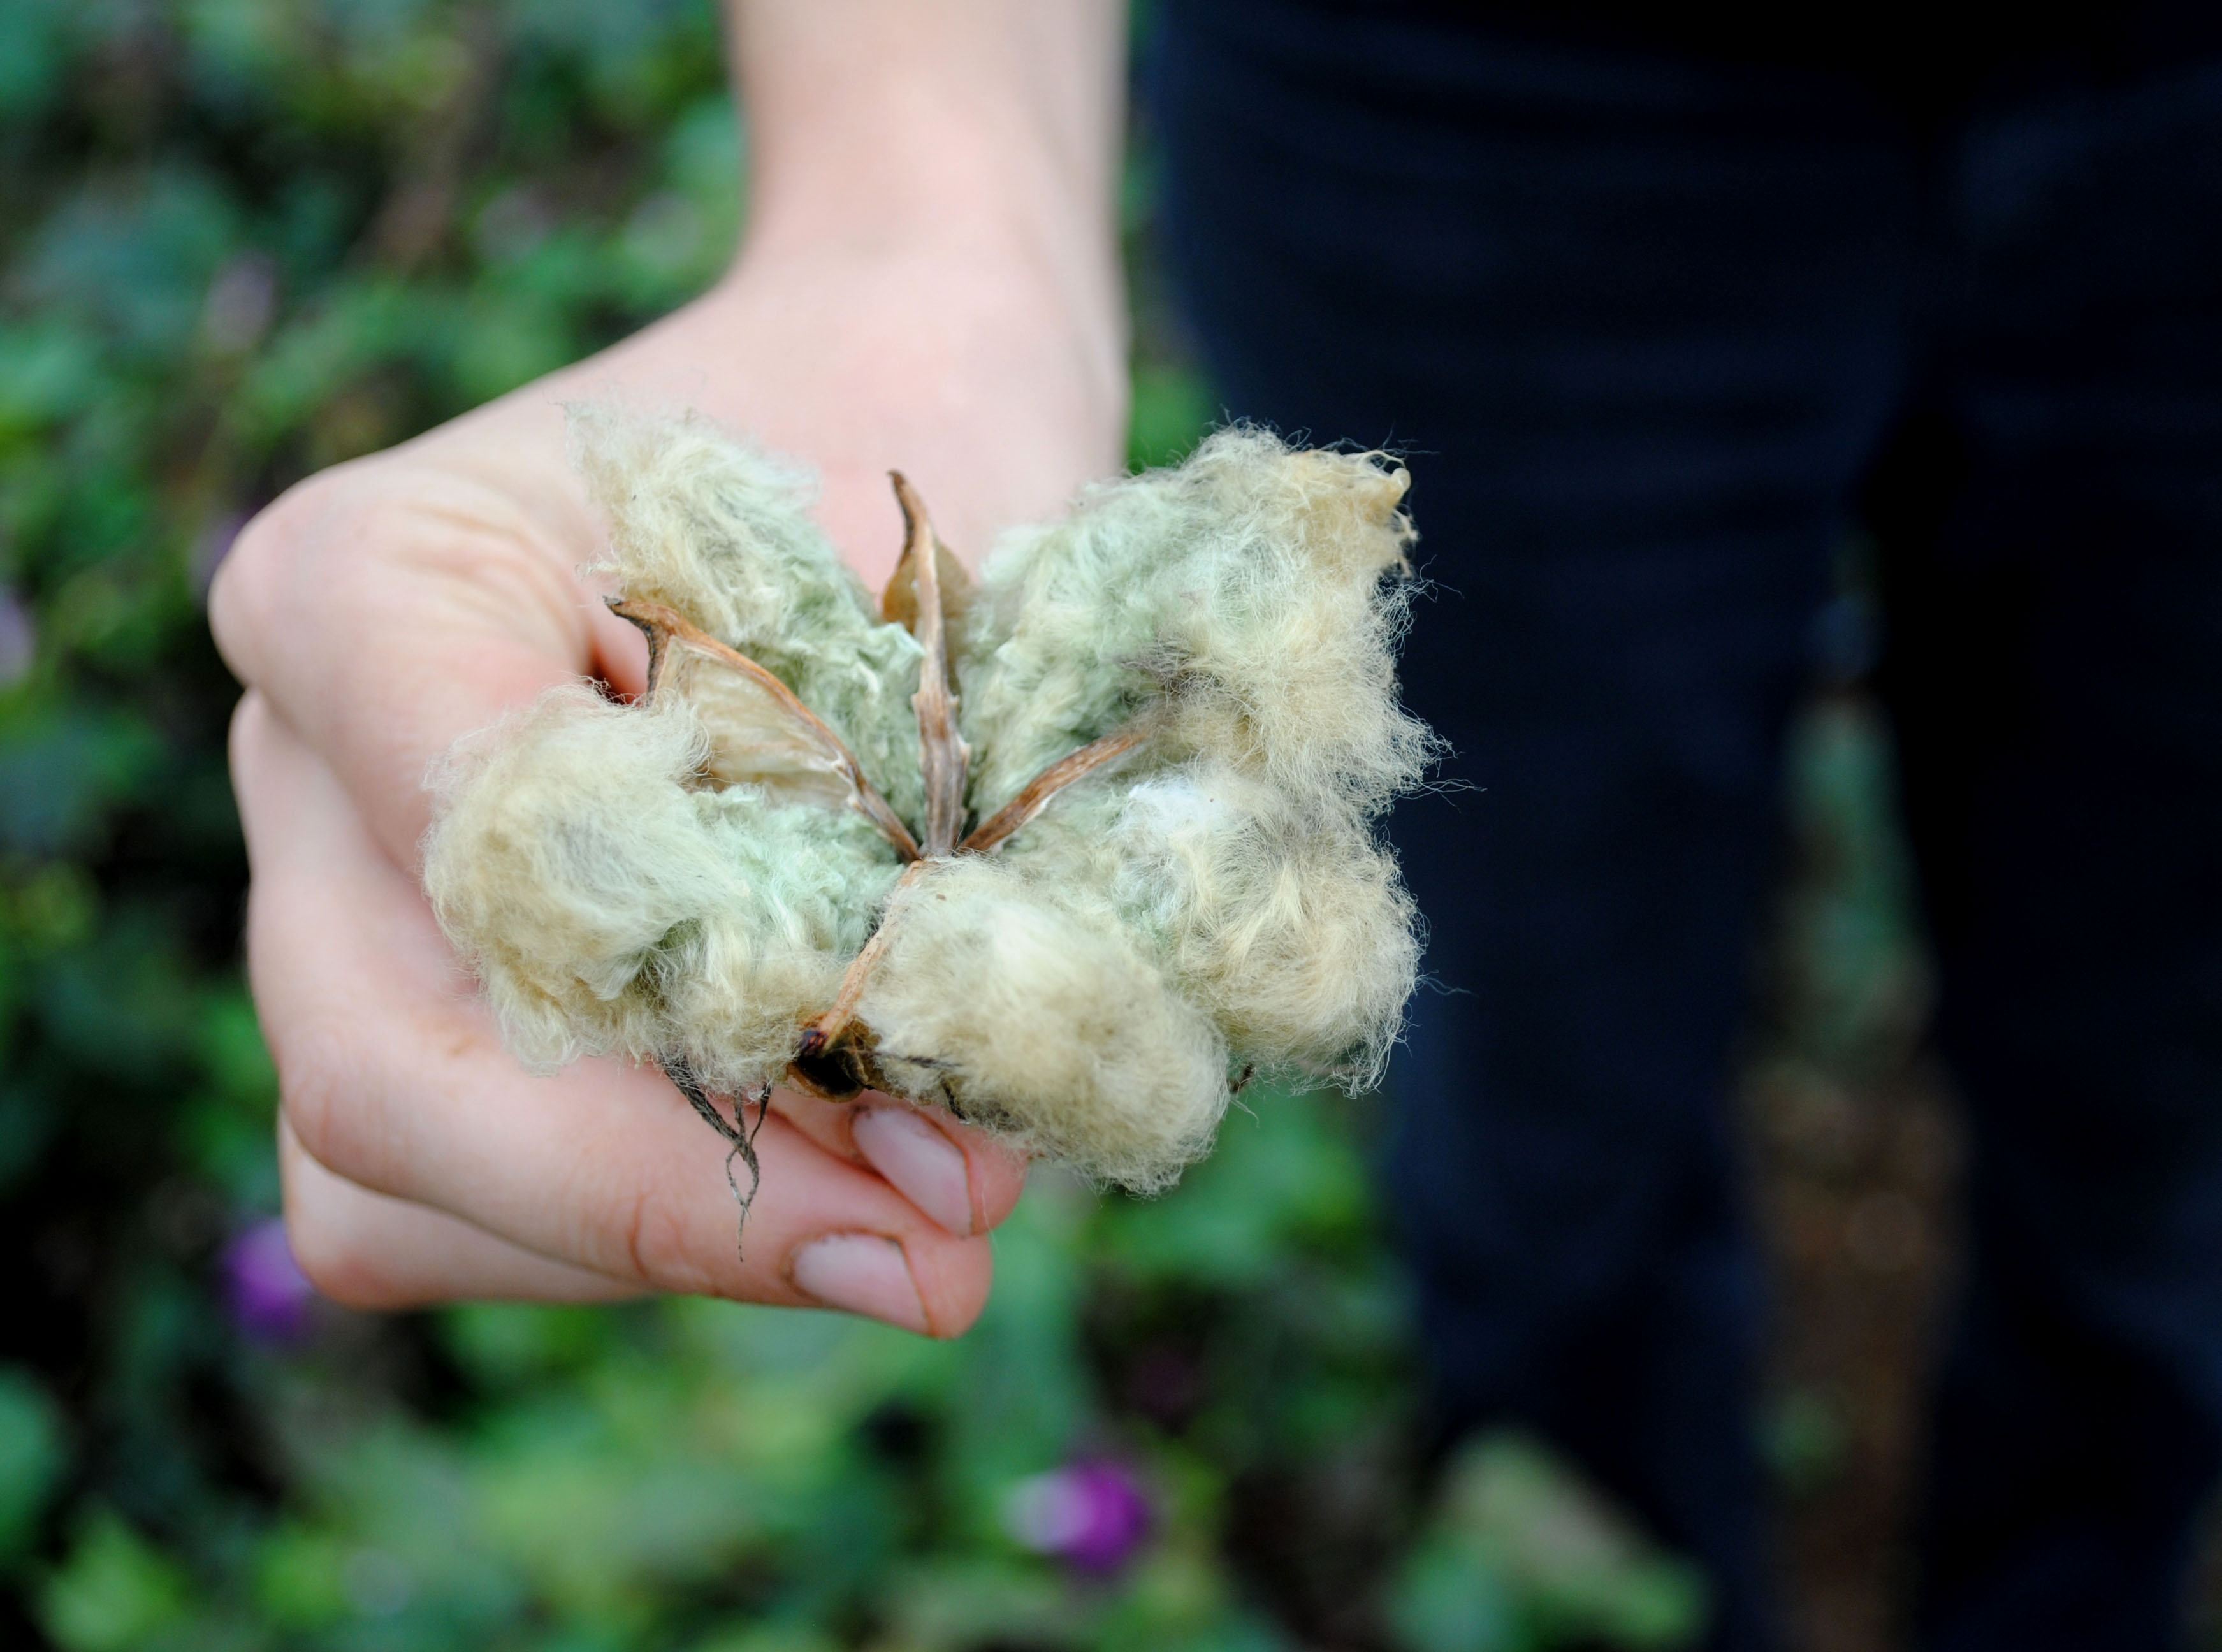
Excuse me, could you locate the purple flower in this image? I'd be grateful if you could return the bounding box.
[222,1218,318,1343]
[1001,1459,1154,1576]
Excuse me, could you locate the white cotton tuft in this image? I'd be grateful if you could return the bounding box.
[855,855,1231,1192]
[423,685,729,1070]
[423,683,900,1089]
[959,427,1436,820]
[1108,765,1420,1087]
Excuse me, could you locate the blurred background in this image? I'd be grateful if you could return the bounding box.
[0,1,2030,1648]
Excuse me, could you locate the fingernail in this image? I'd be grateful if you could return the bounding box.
[852,1106,974,1236]
[788,1233,930,1333]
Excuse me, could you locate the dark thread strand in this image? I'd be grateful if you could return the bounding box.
[667,1061,773,1263]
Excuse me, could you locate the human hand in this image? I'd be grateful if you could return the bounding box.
[208,0,1129,1335]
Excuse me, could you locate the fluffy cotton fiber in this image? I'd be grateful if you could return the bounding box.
[424,686,903,1089]
[857,855,1231,1189]
[423,409,1435,1191]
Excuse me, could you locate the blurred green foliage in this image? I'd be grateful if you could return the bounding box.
[1391,1437,1708,1652]
[1770,693,1931,1079]
[0,3,1819,1649]
[82,1098,1426,1651]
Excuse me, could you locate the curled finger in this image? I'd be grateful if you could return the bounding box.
[233,693,997,1335]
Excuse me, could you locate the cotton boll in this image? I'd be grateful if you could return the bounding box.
[423,685,732,1069]
[429,413,1437,1201]
[569,403,928,827]
[857,856,1231,1192]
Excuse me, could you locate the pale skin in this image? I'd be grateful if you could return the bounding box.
[207,0,1129,1336]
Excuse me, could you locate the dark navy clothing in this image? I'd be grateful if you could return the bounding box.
[1149,6,2222,1649]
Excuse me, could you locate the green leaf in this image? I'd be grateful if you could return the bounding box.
[38,1509,193,1652]
[1128,363,1215,472]
[0,1365,66,1564]
[1391,1434,1710,1652]
[0,0,69,121]
[0,324,104,439]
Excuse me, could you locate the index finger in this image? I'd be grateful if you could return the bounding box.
[209,437,644,871]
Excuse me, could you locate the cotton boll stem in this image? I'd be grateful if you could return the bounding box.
[792,716,1156,1085]
[961,723,1145,853]
[609,595,921,859]
[797,856,940,1062]
[880,488,977,638]
[890,473,971,856]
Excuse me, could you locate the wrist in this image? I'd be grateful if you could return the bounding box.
[722,207,1126,428]
[732,93,1126,423]
[723,0,1129,473]
[684,235,1127,574]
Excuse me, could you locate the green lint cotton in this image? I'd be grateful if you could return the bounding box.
[423,407,1436,1198]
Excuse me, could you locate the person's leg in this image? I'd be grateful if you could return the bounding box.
[1874,56,2222,1652]
[1151,8,1915,1646]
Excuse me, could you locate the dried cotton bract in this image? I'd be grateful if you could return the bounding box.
[423,410,1434,1197]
